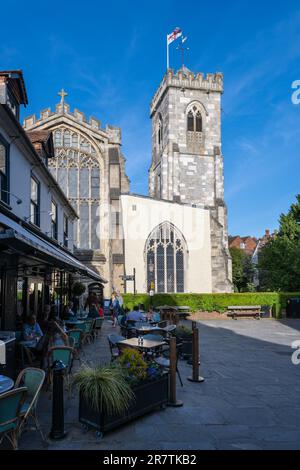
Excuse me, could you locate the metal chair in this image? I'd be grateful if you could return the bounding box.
[67,329,82,360]
[14,367,46,443]
[47,346,74,394]
[82,319,95,344]
[155,345,183,387]
[0,387,27,450]
[107,334,125,362]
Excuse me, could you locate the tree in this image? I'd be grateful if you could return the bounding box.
[259,194,300,291]
[230,247,255,292]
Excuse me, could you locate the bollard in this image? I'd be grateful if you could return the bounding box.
[167,337,183,407]
[188,327,205,383]
[49,360,67,440]
[187,321,200,366]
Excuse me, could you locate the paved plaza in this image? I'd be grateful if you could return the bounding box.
[15,319,300,450]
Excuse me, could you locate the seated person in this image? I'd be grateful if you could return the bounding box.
[138,303,146,314]
[62,301,77,320]
[22,314,43,342]
[118,307,129,327]
[88,303,99,319]
[152,309,161,322]
[127,306,145,323]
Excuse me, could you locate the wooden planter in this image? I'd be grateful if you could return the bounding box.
[79,373,169,438]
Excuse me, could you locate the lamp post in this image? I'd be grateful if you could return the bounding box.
[149,260,154,307]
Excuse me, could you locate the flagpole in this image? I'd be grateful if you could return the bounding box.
[167,35,169,70]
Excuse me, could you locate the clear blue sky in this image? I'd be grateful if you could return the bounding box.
[1,0,300,237]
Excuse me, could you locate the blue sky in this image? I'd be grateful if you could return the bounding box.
[1,0,300,237]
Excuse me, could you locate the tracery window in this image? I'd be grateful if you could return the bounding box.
[186,103,204,152]
[50,127,101,250]
[145,222,187,293]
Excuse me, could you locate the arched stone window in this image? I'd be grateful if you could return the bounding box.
[145,222,187,293]
[49,126,101,250]
[156,114,163,149]
[186,103,204,153]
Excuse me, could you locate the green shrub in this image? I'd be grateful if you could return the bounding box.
[123,292,300,319]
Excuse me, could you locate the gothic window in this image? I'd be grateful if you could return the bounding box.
[145,222,187,293]
[156,114,163,148]
[187,111,194,131]
[186,103,204,152]
[187,105,203,132]
[63,130,71,147]
[52,126,101,250]
[54,130,62,147]
[72,133,78,147]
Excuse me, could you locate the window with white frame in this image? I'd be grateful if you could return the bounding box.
[145,222,187,293]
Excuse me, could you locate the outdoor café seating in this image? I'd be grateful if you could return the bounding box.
[0,387,28,450]
[47,346,74,394]
[107,334,125,362]
[14,367,46,443]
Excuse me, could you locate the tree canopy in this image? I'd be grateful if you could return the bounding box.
[259,194,300,291]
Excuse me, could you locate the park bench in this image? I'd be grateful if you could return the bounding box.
[227,305,261,320]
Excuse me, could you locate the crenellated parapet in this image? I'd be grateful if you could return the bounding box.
[23,97,103,134]
[150,67,223,116]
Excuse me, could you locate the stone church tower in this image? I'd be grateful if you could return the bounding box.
[148,67,232,292]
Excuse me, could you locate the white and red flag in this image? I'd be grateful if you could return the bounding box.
[167,27,182,45]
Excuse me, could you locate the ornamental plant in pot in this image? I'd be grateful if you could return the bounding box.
[174,325,193,359]
[74,349,168,438]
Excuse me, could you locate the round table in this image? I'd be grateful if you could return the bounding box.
[0,375,14,395]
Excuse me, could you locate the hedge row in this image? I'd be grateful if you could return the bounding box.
[122,292,300,318]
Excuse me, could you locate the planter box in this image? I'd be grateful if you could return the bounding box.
[79,373,169,437]
[175,335,193,358]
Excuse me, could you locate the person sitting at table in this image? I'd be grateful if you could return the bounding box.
[127,306,145,323]
[97,302,104,318]
[139,304,146,314]
[62,301,77,320]
[152,309,161,322]
[88,303,99,319]
[22,314,43,342]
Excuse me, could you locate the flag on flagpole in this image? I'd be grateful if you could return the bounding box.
[166,27,182,69]
[167,27,182,45]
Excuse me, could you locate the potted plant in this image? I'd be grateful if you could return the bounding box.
[174,325,193,359]
[72,282,86,297]
[74,349,168,438]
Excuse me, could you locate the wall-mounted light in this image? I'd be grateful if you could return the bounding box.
[1,190,22,205]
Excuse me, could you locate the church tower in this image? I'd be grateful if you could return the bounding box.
[149,67,232,292]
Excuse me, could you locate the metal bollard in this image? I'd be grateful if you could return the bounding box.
[49,360,67,440]
[167,337,183,407]
[188,327,205,383]
[187,321,200,365]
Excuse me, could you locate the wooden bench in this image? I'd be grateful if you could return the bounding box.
[227,305,261,320]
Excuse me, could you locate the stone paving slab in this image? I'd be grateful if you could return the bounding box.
[4,318,300,450]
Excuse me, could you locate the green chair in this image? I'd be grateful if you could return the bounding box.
[47,346,74,394]
[0,387,27,450]
[67,329,82,361]
[81,319,95,344]
[67,329,82,350]
[14,367,46,443]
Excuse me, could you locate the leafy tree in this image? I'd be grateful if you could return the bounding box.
[259,194,300,291]
[230,247,255,292]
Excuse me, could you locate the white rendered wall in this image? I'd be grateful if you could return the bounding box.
[120,194,212,294]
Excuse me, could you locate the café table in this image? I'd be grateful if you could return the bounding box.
[0,374,14,395]
[117,337,166,353]
[65,320,85,326]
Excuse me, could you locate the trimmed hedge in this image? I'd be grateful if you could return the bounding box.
[123,292,300,319]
